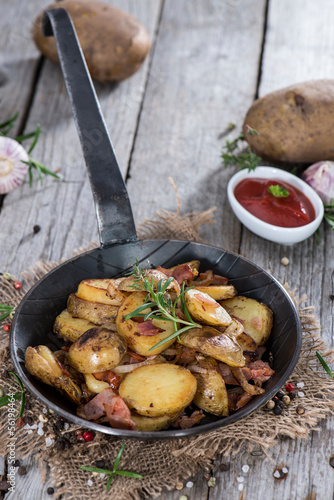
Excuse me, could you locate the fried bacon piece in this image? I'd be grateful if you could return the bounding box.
[79,387,116,421]
[230,367,265,395]
[104,396,137,430]
[156,263,195,284]
[137,319,164,336]
[173,410,205,429]
[228,388,253,412]
[241,360,275,383]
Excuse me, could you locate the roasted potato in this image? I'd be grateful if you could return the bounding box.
[67,293,118,325]
[25,345,82,404]
[118,269,179,294]
[33,0,151,82]
[76,278,126,306]
[84,373,109,394]
[243,79,334,163]
[224,319,258,358]
[190,357,229,416]
[193,285,237,301]
[53,309,96,342]
[119,363,197,417]
[178,326,245,367]
[116,292,176,356]
[185,289,232,327]
[68,327,127,373]
[131,412,180,432]
[220,296,273,346]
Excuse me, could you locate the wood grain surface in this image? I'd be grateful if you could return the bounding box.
[0,0,333,499]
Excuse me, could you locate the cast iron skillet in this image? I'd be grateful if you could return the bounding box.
[10,8,302,439]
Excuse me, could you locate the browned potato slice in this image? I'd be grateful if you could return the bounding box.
[224,319,258,356]
[84,373,109,394]
[178,326,245,367]
[185,289,232,327]
[76,278,126,305]
[116,292,176,356]
[190,357,229,416]
[193,285,237,301]
[25,345,82,404]
[221,296,273,346]
[131,412,180,432]
[119,363,197,417]
[53,309,96,341]
[169,260,200,273]
[67,293,118,326]
[68,327,127,373]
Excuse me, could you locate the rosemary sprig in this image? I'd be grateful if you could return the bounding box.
[221,126,261,172]
[80,444,143,491]
[124,262,200,351]
[316,351,334,378]
[0,392,22,408]
[0,112,19,136]
[324,199,334,230]
[0,304,16,321]
[1,372,26,418]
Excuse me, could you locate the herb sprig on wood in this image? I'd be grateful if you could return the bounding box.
[124,260,200,351]
[221,126,261,172]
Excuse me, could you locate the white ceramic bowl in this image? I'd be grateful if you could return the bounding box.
[227,166,324,245]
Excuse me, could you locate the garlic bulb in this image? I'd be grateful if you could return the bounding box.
[0,136,29,194]
[302,161,334,206]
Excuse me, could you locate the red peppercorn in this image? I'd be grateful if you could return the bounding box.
[17,417,25,428]
[83,431,94,442]
[14,280,22,290]
[285,383,295,392]
[3,324,11,332]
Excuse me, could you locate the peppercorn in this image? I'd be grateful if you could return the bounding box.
[54,419,65,431]
[47,487,55,495]
[68,434,77,444]
[273,405,282,415]
[54,439,66,451]
[83,431,94,442]
[33,225,41,234]
[275,390,284,400]
[296,405,305,415]
[289,391,296,400]
[95,460,106,469]
[329,456,334,468]
[17,417,25,427]
[275,400,284,409]
[17,466,27,476]
[25,416,34,426]
[3,324,10,332]
[266,400,275,410]
[75,429,83,436]
[285,382,295,392]
[282,395,290,405]
[14,460,20,467]
[77,434,85,443]
[13,280,22,290]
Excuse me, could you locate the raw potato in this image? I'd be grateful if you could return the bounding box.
[33,0,151,82]
[131,412,180,432]
[179,326,245,367]
[185,289,232,327]
[116,292,176,356]
[53,309,96,341]
[68,327,127,373]
[76,279,126,305]
[67,293,118,325]
[25,345,82,404]
[193,285,237,301]
[190,357,229,416]
[221,296,273,346]
[243,79,334,163]
[119,363,197,417]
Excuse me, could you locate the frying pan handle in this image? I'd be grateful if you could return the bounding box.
[42,8,137,247]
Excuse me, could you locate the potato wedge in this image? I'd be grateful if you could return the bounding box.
[131,412,180,432]
[190,357,229,416]
[221,296,273,346]
[178,326,245,367]
[76,278,126,305]
[25,345,82,404]
[224,319,258,357]
[119,363,197,417]
[84,373,109,394]
[67,293,118,326]
[53,309,96,342]
[68,327,127,373]
[193,285,237,301]
[116,292,176,356]
[185,289,232,327]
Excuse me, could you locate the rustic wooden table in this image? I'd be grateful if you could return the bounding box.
[1,0,334,498]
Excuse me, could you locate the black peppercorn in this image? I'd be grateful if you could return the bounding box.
[275,390,284,400]
[95,460,106,469]
[273,405,282,415]
[54,419,65,431]
[47,487,55,495]
[17,466,27,476]
[289,391,296,400]
[14,459,20,467]
[33,225,41,234]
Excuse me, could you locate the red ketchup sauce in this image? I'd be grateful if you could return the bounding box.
[234,178,316,228]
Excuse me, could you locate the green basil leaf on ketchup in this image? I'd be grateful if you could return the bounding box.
[234,178,315,228]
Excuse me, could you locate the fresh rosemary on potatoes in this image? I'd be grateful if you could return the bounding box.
[124,261,200,351]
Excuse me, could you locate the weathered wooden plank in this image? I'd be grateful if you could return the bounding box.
[126,0,267,253]
[0,0,162,277]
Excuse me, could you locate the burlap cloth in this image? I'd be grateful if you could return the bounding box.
[1,197,334,500]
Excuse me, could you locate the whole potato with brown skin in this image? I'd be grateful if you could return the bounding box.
[33,0,151,82]
[243,80,334,163]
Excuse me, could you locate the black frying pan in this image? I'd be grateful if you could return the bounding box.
[10,8,302,439]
